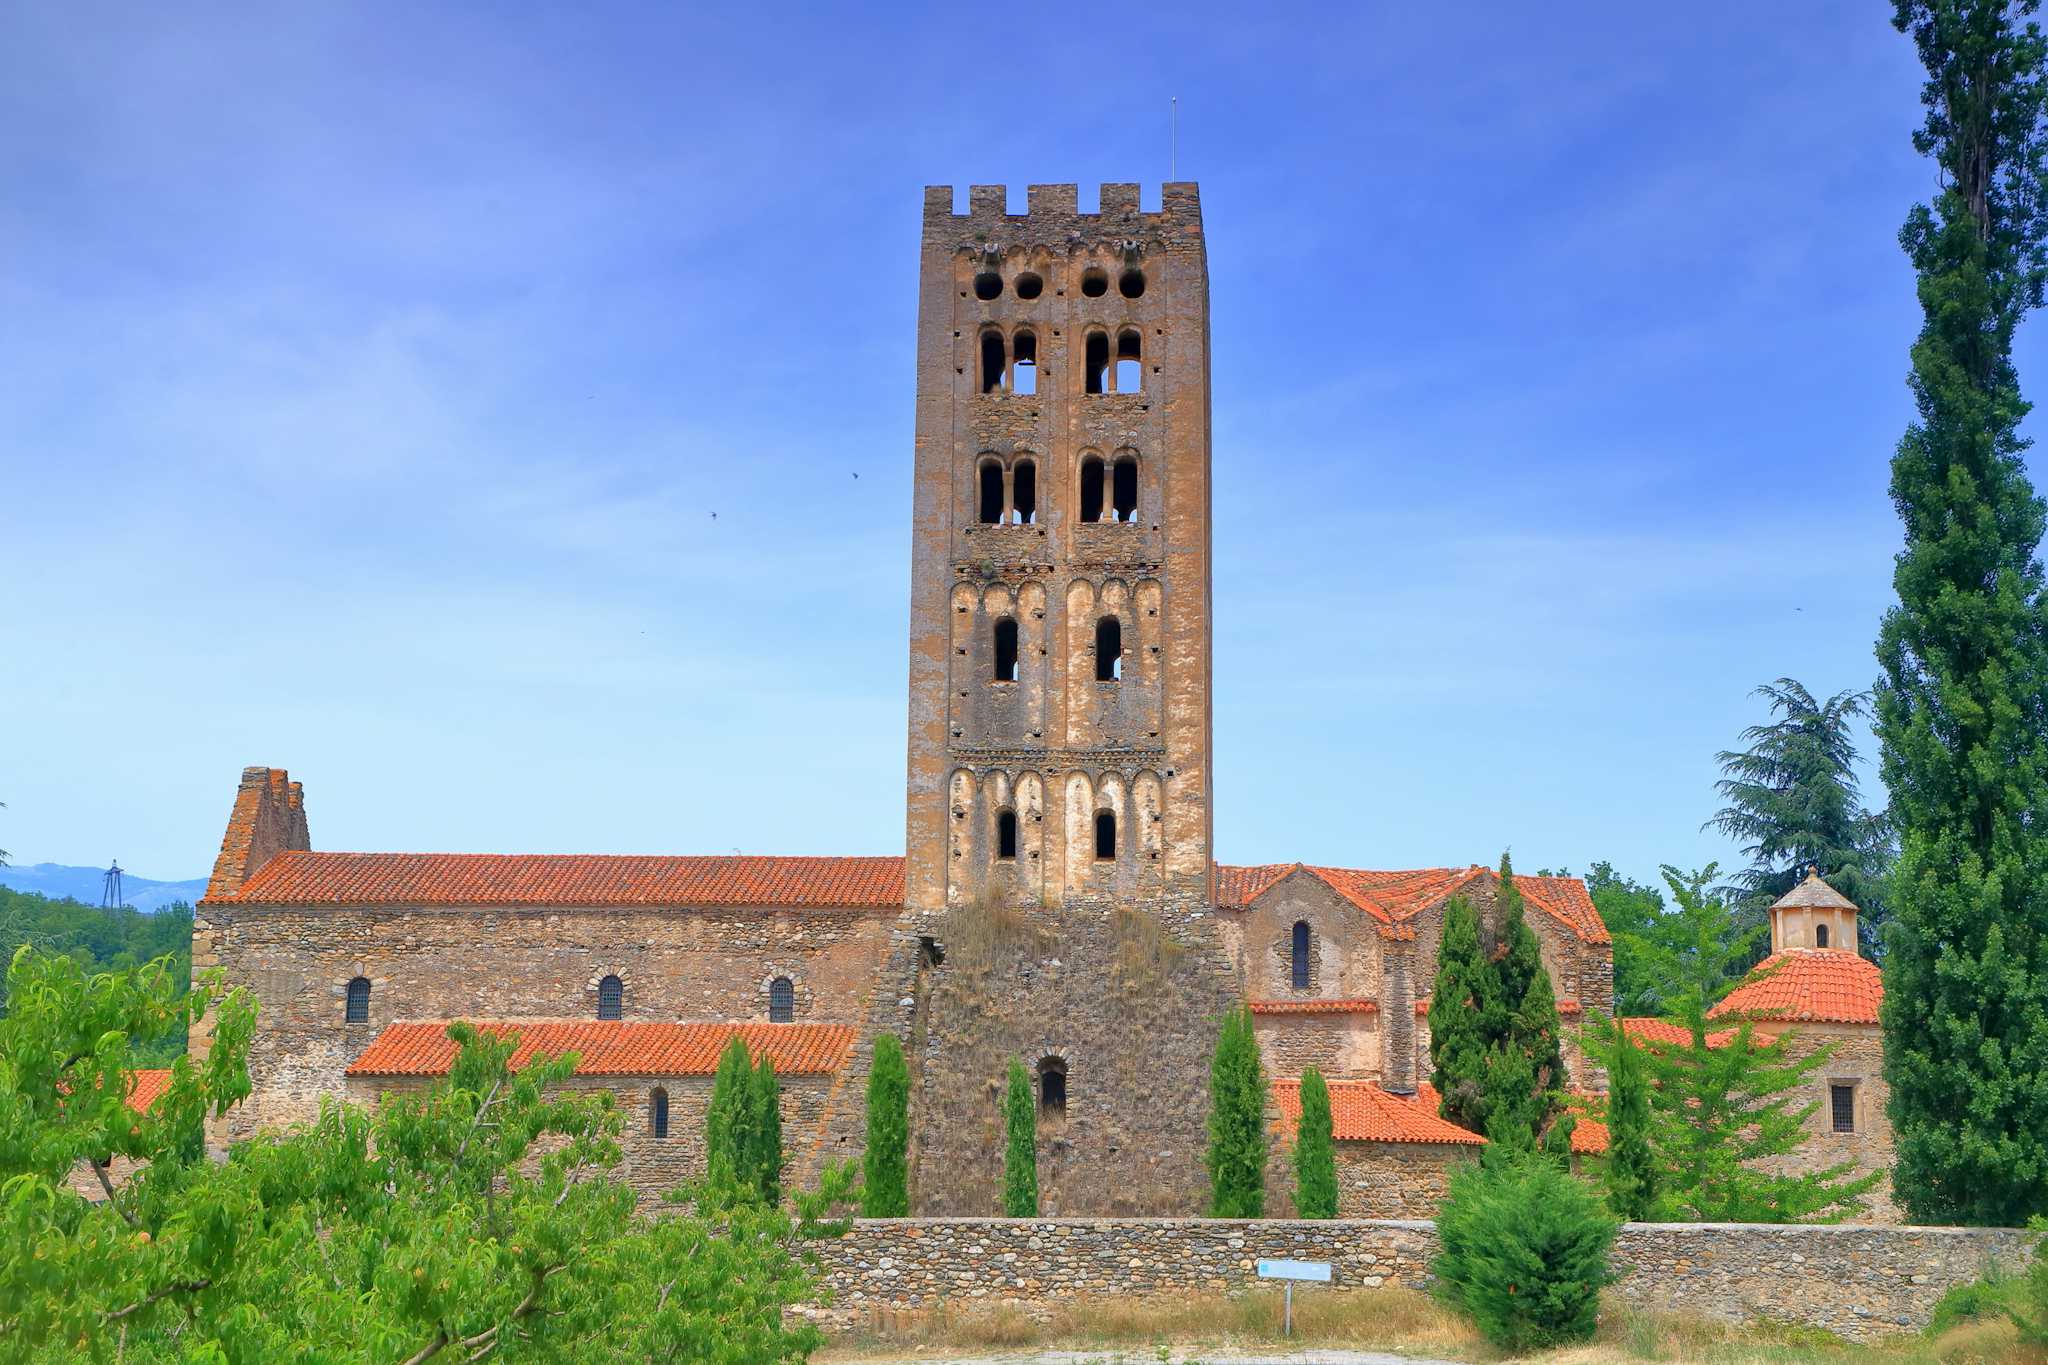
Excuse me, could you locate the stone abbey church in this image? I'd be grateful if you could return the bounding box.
[190,184,1893,1218]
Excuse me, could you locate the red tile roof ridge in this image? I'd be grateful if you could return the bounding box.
[1272,1077,1486,1147]
[1247,997,1379,1016]
[1708,950,1883,1026]
[346,1019,858,1078]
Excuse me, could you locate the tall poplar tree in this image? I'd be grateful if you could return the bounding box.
[1880,0,2048,1225]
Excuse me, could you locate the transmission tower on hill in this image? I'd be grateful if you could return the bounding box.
[101,860,124,909]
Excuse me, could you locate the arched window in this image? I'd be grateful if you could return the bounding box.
[1119,268,1146,299]
[1094,810,1116,861]
[980,330,1007,393]
[345,976,371,1024]
[996,809,1018,859]
[650,1086,670,1138]
[1083,331,1109,395]
[1095,616,1123,682]
[1011,457,1037,524]
[977,459,1004,524]
[1038,1056,1067,1113]
[1012,331,1038,396]
[1292,921,1311,990]
[1079,454,1106,523]
[1815,924,1830,949]
[993,617,1019,681]
[769,976,795,1023]
[1112,454,1139,522]
[1115,330,1142,393]
[598,974,623,1020]
[1080,267,1108,298]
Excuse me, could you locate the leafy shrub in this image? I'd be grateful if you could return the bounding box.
[1432,1150,1618,1351]
[2013,1220,2048,1346]
[1926,1260,2018,1336]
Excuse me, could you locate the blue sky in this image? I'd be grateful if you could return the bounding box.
[1,3,2025,892]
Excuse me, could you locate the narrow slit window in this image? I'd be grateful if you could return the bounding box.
[770,976,795,1023]
[345,976,370,1024]
[1080,456,1106,523]
[1112,456,1138,522]
[651,1086,669,1138]
[1094,810,1116,860]
[1095,616,1122,681]
[1084,332,1109,395]
[598,974,623,1020]
[1830,1083,1855,1133]
[1011,458,1036,524]
[1038,1056,1067,1113]
[993,617,1019,681]
[1292,921,1311,990]
[981,330,1007,393]
[996,809,1018,859]
[978,460,1004,524]
[1815,924,1830,948]
[1115,330,1142,393]
[1012,331,1037,396]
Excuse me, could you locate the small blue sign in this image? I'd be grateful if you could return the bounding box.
[1256,1258,1332,1282]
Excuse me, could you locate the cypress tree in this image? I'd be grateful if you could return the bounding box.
[705,1035,758,1196]
[1205,1004,1267,1217]
[1429,895,1492,1132]
[1483,853,1569,1150]
[1001,1058,1039,1217]
[861,1033,910,1217]
[1595,1015,1658,1221]
[1880,0,2048,1226]
[1292,1066,1339,1218]
[752,1053,783,1206]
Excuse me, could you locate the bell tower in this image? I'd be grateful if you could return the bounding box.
[904,183,1213,915]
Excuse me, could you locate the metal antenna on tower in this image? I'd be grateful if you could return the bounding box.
[1171,96,1178,179]
[101,860,124,909]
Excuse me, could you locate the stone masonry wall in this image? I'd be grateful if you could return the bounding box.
[811,1218,2043,1342]
[197,903,895,1139]
[1261,1138,1476,1219]
[1756,1022,1897,1224]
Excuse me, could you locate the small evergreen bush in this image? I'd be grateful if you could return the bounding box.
[1433,1151,1618,1351]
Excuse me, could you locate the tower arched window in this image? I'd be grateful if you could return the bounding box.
[996,808,1018,859]
[993,617,1019,681]
[1038,1056,1067,1113]
[1815,924,1830,949]
[1095,616,1123,682]
[980,330,1007,393]
[1112,454,1139,522]
[1083,331,1109,395]
[1012,331,1038,396]
[598,974,623,1020]
[1080,454,1106,523]
[345,976,371,1024]
[1115,330,1142,393]
[1011,457,1036,524]
[1292,921,1312,990]
[769,976,795,1023]
[651,1086,670,1138]
[978,458,1004,524]
[1094,810,1116,861]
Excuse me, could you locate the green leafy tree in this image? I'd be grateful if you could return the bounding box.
[1578,863,1670,1014]
[1589,1014,1658,1221]
[861,1032,910,1217]
[705,1034,760,1197]
[1205,1004,1266,1218]
[1428,894,1492,1130]
[1291,1066,1338,1218]
[1706,679,1894,961]
[1432,1150,1617,1351]
[0,946,849,1361]
[1629,865,1762,1010]
[1001,1058,1038,1217]
[0,888,195,1062]
[753,1052,783,1206]
[1879,0,2048,1227]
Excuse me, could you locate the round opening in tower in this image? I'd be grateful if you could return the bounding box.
[1119,268,1146,299]
[1014,272,1043,300]
[973,271,1002,301]
[1080,267,1108,298]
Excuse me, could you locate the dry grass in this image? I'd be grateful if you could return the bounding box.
[1110,905,1185,992]
[946,893,1050,975]
[819,1289,2048,1365]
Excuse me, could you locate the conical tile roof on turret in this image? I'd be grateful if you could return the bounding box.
[1771,869,1859,912]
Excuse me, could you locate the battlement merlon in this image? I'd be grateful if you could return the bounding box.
[921,183,1203,252]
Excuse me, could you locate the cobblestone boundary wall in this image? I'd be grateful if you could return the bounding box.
[811,1218,2041,1341]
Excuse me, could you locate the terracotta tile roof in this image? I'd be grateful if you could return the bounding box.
[1771,870,1860,911]
[216,852,906,909]
[1214,864,1609,945]
[1273,1078,1486,1147]
[1709,950,1884,1026]
[346,1020,857,1078]
[1564,1091,1609,1155]
[126,1069,173,1114]
[1247,998,1378,1016]
[1620,1016,1739,1048]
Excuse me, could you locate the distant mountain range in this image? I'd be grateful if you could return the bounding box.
[0,862,206,913]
